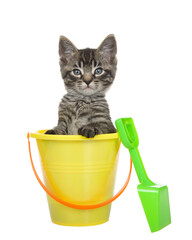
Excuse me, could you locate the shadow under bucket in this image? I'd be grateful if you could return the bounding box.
[30,130,122,226]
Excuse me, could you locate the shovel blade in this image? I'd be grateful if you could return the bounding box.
[137,184,171,232]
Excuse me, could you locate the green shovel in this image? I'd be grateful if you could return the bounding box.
[115,118,171,232]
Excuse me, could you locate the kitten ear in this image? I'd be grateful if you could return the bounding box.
[97,34,117,63]
[59,36,78,64]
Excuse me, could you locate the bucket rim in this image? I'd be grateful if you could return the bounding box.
[30,130,119,141]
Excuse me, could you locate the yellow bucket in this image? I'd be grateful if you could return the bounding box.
[28,130,132,226]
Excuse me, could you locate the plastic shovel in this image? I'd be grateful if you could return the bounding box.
[115,118,171,232]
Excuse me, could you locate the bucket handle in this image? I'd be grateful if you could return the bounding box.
[27,132,132,210]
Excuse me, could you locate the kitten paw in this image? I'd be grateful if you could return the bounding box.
[45,129,56,135]
[78,126,98,138]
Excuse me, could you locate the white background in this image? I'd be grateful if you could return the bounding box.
[0,0,192,239]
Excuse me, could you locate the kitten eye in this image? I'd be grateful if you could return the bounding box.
[73,69,81,76]
[94,68,103,75]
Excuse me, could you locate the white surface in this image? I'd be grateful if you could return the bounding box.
[0,0,192,239]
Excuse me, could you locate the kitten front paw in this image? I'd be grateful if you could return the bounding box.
[45,129,56,135]
[78,126,99,138]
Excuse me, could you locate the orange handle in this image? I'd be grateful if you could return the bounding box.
[27,132,132,210]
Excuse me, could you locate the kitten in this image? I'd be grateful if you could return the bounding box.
[45,34,117,138]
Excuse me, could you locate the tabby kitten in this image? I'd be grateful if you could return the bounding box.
[45,34,117,138]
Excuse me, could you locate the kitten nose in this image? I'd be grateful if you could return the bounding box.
[84,79,92,85]
[83,74,93,85]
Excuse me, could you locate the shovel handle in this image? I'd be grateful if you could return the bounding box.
[129,148,154,185]
[115,118,139,149]
[27,132,132,210]
[115,118,154,185]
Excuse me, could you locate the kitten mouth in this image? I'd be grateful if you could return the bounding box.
[84,86,92,90]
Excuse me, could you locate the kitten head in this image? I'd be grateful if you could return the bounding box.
[59,34,117,96]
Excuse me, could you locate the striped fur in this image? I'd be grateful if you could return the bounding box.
[46,35,117,138]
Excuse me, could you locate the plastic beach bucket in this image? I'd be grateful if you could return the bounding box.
[28,130,132,226]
